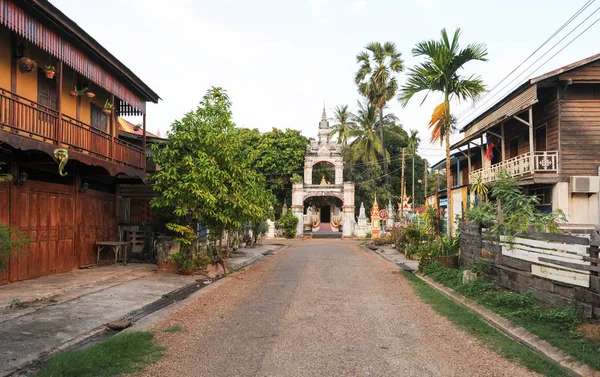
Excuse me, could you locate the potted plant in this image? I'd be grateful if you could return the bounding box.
[102,100,114,115]
[17,57,36,73]
[44,65,56,79]
[86,91,95,99]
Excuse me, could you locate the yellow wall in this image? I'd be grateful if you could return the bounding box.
[0,28,11,90]
[0,26,113,130]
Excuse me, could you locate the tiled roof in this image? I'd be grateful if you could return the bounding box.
[118,117,161,139]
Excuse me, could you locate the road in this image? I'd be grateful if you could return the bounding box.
[144,240,538,377]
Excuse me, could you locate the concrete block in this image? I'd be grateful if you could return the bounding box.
[552,283,575,299]
[590,276,600,293]
[463,270,478,284]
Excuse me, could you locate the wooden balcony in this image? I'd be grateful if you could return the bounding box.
[470,151,558,184]
[0,88,145,171]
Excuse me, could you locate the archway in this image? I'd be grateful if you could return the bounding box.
[303,196,343,233]
[311,161,335,185]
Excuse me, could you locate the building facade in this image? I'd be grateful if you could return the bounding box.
[0,0,159,283]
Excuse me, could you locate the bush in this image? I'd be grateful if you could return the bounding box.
[365,231,372,239]
[279,210,298,238]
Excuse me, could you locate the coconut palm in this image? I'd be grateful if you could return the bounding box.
[355,42,404,184]
[399,28,487,236]
[349,101,396,165]
[407,129,421,204]
[329,105,356,147]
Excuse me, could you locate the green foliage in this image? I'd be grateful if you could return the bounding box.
[365,231,372,239]
[163,325,184,333]
[250,220,269,245]
[0,222,32,272]
[9,298,28,309]
[403,272,573,377]
[238,127,309,216]
[470,174,488,200]
[279,210,298,239]
[290,173,302,184]
[149,87,274,242]
[35,331,165,377]
[465,170,566,239]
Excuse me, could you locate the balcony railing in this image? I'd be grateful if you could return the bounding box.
[0,88,144,170]
[469,151,558,184]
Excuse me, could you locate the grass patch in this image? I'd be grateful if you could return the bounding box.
[163,325,184,333]
[421,262,600,371]
[35,331,165,377]
[403,272,572,377]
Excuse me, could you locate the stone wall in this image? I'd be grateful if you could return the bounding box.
[459,222,600,318]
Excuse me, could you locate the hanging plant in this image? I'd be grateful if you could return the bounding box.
[70,86,79,97]
[86,91,95,99]
[44,65,56,79]
[18,57,37,73]
[102,99,114,115]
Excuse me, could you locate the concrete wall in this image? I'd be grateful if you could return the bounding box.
[552,182,599,225]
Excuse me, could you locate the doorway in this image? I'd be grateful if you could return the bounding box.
[321,205,331,222]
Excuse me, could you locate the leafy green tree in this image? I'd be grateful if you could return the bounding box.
[0,166,31,272]
[279,210,299,238]
[399,28,487,236]
[238,128,309,216]
[355,41,404,184]
[349,100,395,165]
[148,87,273,273]
[329,105,356,147]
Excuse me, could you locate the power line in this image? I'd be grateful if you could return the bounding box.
[453,0,595,123]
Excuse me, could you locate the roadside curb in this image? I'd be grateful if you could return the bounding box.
[365,243,599,377]
[415,273,599,377]
[363,244,417,272]
[6,244,286,377]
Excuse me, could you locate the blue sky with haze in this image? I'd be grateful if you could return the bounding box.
[51,0,600,163]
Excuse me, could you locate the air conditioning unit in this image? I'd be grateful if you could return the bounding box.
[570,176,600,193]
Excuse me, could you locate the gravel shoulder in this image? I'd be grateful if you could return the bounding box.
[143,240,540,377]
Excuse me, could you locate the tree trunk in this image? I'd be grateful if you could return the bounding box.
[378,106,388,185]
[412,154,415,207]
[444,96,453,238]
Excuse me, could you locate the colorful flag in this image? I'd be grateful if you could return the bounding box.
[486,139,495,161]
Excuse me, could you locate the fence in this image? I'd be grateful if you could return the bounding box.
[459,222,600,318]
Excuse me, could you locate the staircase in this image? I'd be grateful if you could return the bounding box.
[310,222,342,239]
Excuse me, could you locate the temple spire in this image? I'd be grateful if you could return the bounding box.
[321,104,327,121]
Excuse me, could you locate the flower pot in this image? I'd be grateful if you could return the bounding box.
[102,109,112,115]
[70,91,78,98]
[18,57,36,73]
[437,255,459,269]
[86,92,95,99]
[44,70,55,79]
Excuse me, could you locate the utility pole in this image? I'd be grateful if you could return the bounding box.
[424,161,428,205]
[400,148,405,217]
[412,152,415,210]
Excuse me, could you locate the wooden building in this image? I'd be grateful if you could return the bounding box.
[431,53,600,232]
[0,0,159,284]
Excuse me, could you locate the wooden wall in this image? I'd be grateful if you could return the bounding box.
[0,163,118,284]
[559,99,600,177]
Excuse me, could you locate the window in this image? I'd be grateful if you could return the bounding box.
[90,104,107,133]
[535,124,547,151]
[529,185,552,213]
[509,137,519,158]
[37,70,57,121]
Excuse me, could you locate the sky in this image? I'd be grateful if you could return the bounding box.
[51,0,600,164]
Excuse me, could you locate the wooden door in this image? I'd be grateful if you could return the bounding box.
[78,190,117,266]
[10,181,74,282]
[0,182,9,285]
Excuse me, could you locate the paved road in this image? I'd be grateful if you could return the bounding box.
[144,240,538,377]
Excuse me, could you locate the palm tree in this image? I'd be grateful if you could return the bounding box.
[329,105,356,147]
[349,101,397,165]
[407,129,421,205]
[399,28,487,237]
[355,42,404,184]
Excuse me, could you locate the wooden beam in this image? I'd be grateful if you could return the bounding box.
[539,257,600,272]
[56,60,63,147]
[513,114,531,127]
[487,131,502,139]
[500,123,505,161]
[529,107,534,172]
[110,94,115,162]
[142,113,147,171]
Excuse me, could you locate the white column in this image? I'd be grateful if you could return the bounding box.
[304,165,312,185]
[291,182,304,236]
[335,166,343,185]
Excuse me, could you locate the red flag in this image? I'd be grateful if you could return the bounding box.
[486,140,495,161]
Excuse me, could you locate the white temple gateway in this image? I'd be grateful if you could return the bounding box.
[291,109,357,237]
